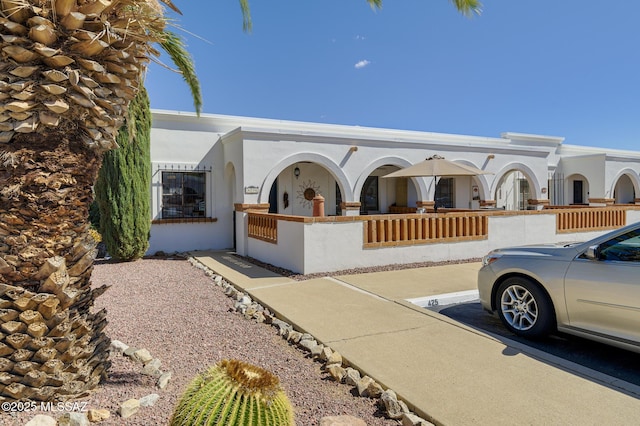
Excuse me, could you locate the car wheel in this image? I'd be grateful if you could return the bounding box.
[496,277,555,338]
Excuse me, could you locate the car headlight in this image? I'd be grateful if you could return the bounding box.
[482,252,503,267]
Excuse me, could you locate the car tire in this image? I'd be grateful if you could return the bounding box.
[496,277,555,338]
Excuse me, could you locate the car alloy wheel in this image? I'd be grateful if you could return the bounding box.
[500,284,537,331]
[496,277,555,338]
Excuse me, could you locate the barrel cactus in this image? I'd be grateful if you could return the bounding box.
[170,359,295,426]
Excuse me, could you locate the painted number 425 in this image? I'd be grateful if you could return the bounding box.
[427,299,439,307]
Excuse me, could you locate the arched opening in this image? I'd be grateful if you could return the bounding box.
[565,173,589,205]
[495,170,535,210]
[260,152,351,216]
[360,165,420,214]
[433,175,485,210]
[268,162,343,216]
[613,174,636,204]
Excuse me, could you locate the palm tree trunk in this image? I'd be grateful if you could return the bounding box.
[0,132,110,401]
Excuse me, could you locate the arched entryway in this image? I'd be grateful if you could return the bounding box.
[433,175,487,210]
[358,165,421,214]
[566,173,589,205]
[613,174,637,204]
[260,153,352,217]
[494,170,535,210]
[355,158,428,214]
[268,162,343,216]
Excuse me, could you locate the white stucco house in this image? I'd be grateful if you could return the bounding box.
[148,110,640,273]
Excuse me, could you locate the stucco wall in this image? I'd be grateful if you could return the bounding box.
[246,220,305,272]
[148,120,235,254]
[149,222,230,254]
[560,154,606,200]
[245,211,640,274]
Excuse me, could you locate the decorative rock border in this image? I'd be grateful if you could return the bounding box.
[108,339,171,420]
[22,340,170,425]
[189,257,436,426]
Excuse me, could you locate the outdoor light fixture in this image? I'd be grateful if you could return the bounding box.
[294,167,300,179]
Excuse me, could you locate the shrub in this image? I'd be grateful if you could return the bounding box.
[94,88,151,261]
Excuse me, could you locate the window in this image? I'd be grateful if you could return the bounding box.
[599,228,640,262]
[162,172,206,219]
[435,178,454,208]
[360,176,379,214]
[518,178,530,210]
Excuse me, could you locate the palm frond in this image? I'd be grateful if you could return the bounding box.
[366,0,481,16]
[239,0,252,32]
[159,31,202,115]
[450,0,483,17]
[159,0,182,15]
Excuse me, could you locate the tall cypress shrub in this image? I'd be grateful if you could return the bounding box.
[95,88,152,261]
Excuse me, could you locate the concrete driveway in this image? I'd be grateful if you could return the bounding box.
[193,252,640,426]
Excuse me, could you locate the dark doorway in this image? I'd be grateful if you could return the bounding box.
[435,178,455,209]
[360,176,379,214]
[573,180,584,204]
[268,180,278,213]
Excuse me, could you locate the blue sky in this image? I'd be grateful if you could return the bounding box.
[145,1,640,151]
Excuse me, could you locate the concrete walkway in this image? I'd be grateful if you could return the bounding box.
[192,251,640,426]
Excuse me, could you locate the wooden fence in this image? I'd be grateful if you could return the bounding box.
[363,213,488,248]
[247,212,278,243]
[556,207,626,233]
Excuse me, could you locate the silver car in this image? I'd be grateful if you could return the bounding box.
[478,221,640,353]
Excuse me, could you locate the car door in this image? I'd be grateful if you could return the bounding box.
[564,228,640,343]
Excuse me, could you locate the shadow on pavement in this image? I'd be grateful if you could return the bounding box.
[439,302,640,390]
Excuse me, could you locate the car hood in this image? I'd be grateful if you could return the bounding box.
[490,242,583,258]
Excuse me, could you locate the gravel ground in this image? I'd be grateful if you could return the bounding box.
[2,256,403,426]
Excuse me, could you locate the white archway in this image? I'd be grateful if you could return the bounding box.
[491,163,541,210]
[565,173,590,205]
[611,170,639,204]
[259,152,353,204]
[354,157,429,203]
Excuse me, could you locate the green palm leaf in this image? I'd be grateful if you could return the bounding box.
[159,30,203,115]
[367,0,481,16]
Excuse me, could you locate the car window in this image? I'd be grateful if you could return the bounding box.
[599,228,640,262]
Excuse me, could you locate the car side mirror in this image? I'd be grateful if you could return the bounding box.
[585,245,601,260]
